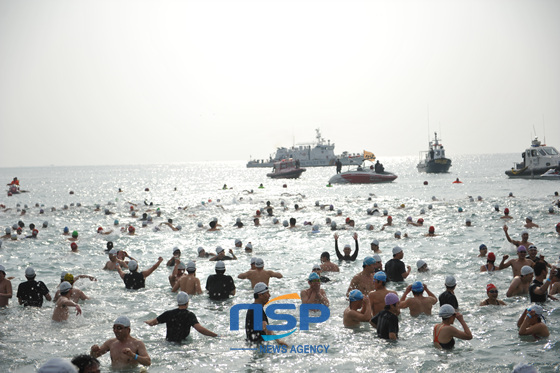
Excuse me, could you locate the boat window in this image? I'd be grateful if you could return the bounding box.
[544,147,559,155]
[531,150,537,157]
[538,149,547,156]
[435,151,440,156]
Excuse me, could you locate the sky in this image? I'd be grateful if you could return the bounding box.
[0,0,559,167]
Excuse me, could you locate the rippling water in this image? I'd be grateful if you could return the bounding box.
[1,154,559,372]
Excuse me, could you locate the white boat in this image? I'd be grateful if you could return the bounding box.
[247,129,363,168]
[328,153,397,184]
[505,137,560,179]
[266,159,306,179]
[540,168,560,180]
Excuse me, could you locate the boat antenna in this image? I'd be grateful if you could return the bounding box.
[542,114,546,144]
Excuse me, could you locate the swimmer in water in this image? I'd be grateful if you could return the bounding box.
[399,281,438,316]
[506,265,534,297]
[238,258,283,288]
[343,290,372,328]
[433,305,472,349]
[367,271,397,316]
[52,281,82,322]
[334,232,359,261]
[499,245,534,277]
[500,208,513,219]
[479,284,505,306]
[171,261,202,295]
[517,305,549,338]
[320,252,340,272]
[91,316,151,369]
[346,257,377,296]
[524,216,539,229]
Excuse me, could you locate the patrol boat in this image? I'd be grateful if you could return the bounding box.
[247,129,363,168]
[417,132,452,173]
[505,137,560,179]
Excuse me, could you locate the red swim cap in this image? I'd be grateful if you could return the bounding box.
[32,229,38,235]
[486,283,497,292]
[128,226,135,233]
[387,216,392,220]
[71,242,78,250]
[97,227,103,232]
[130,206,134,211]
[487,252,496,261]
[504,208,509,213]
[345,217,350,223]
[429,226,435,233]
[418,218,424,223]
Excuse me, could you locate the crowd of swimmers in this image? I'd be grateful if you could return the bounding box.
[1,186,560,372]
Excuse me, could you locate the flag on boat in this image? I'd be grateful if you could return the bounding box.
[363,151,376,162]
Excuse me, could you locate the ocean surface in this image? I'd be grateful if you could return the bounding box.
[1,154,559,372]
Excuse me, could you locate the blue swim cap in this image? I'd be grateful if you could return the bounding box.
[458,207,463,212]
[374,271,387,282]
[412,281,424,293]
[479,244,487,250]
[308,272,320,281]
[348,289,363,302]
[114,219,119,225]
[63,227,69,233]
[363,256,375,266]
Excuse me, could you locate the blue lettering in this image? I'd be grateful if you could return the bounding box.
[309,345,316,353]
[281,345,288,353]
[323,345,329,353]
[299,304,330,330]
[266,304,297,332]
[230,304,262,331]
[258,345,267,353]
[290,345,296,353]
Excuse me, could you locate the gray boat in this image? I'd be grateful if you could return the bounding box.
[417,132,452,173]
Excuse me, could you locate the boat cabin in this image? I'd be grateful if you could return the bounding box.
[512,137,560,171]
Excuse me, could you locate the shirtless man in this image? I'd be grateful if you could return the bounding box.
[172,261,202,295]
[425,226,437,237]
[53,274,90,303]
[524,216,539,229]
[238,258,283,288]
[399,282,438,316]
[168,262,186,288]
[517,305,549,338]
[343,290,372,328]
[207,220,220,232]
[526,245,551,268]
[370,239,381,253]
[300,273,329,307]
[499,246,534,277]
[52,281,82,321]
[0,265,12,307]
[346,257,376,296]
[166,247,181,267]
[367,271,397,316]
[103,249,128,270]
[320,252,340,272]
[479,283,506,306]
[91,316,151,368]
[549,268,560,296]
[503,225,533,248]
[506,266,534,297]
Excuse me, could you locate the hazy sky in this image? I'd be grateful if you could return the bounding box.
[1,0,559,167]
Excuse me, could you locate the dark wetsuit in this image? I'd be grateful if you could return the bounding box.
[246,307,268,343]
[16,280,49,307]
[385,259,405,282]
[529,280,547,303]
[371,310,399,339]
[335,239,359,261]
[434,324,455,349]
[206,274,236,300]
[156,308,199,342]
[124,271,145,289]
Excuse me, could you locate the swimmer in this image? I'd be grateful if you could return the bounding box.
[524,216,539,229]
[526,245,550,268]
[480,252,500,272]
[367,271,397,316]
[500,208,513,219]
[417,260,429,272]
[384,247,411,282]
[300,273,329,307]
[465,219,472,227]
[245,283,288,347]
[549,268,560,296]
[206,261,236,300]
[346,257,377,296]
[244,242,253,253]
[529,262,557,302]
[53,273,90,303]
[238,258,283,288]
[438,276,459,309]
[197,247,212,258]
[320,252,340,272]
[253,218,261,226]
[0,265,13,307]
[479,284,505,306]
[506,266,534,297]
[171,261,202,295]
[517,305,549,338]
[311,264,330,283]
[116,257,163,290]
[52,281,82,321]
[478,244,488,257]
[17,267,51,307]
[70,242,78,252]
[168,262,186,288]
[380,216,393,231]
[499,245,534,277]
[207,220,220,231]
[343,290,372,328]
[145,292,217,341]
[370,239,381,253]
[91,316,151,368]
[400,282,437,316]
[433,305,472,349]
[104,249,128,270]
[209,247,237,261]
[370,293,400,340]
[334,232,359,261]
[68,230,79,242]
[166,247,181,267]
[425,226,437,237]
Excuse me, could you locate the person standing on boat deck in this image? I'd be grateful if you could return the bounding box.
[334,232,359,261]
[335,159,342,174]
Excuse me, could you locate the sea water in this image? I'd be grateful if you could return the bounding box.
[0,154,559,372]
